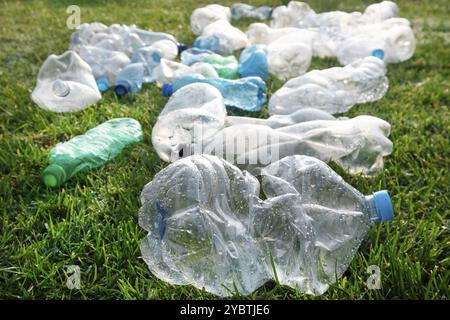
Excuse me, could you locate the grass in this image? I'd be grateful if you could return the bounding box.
[0,0,448,300]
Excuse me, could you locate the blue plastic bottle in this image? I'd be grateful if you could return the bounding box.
[193,35,229,56]
[238,45,269,80]
[114,62,153,96]
[162,74,267,112]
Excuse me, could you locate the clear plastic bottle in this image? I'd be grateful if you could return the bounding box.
[152,83,227,163]
[42,118,143,187]
[153,83,392,176]
[131,39,178,66]
[230,3,272,20]
[335,18,416,65]
[205,115,393,176]
[79,45,131,92]
[269,56,388,115]
[139,154,394,297]
[31,50,101,112]
[161,73,266,112]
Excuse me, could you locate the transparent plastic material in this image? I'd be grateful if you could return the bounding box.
[131,40,178,66]
[268,1,414,64]
[79,45,131,92]
[335,18,416,65]
[70,23,178,57]
[270,1,399,29]
[247,23,333,58]
[269,56,388,115]
[42,118,143,187]
[246,23,314,79]
[139,154,394,297]
[114,59,218,95]
[190,4,231,36]
[231,3,272,20]
[238,45,269,80]
[205,115,393,176]
[152,83,227,162]
[194,20,248,55]
[31,50,101,112]
[152,59,218,85]
[162,74,266,112]
[114,62,152,96]
[152,83,392,176]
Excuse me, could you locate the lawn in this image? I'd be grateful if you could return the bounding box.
[0,0,448,299]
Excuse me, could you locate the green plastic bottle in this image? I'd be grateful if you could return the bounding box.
[42,118,143,188]
[201,55,239,79]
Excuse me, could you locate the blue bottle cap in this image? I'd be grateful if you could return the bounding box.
[114,81,130,96]
[372,190,394,222]
[161,83,173,97]
[177,43,188,55]
[372,49,385,60]
[151,51,161,64]
[96,78,109,92]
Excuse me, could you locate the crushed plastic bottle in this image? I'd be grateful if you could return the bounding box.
[139,154,394,297]
[32,50,101,112]
[42,118,143,187]
[270,1,399,29]
[114,62,153,96]
[152,59,218,85]
[246,23,314,79]
[201,54,239,79]
[161,74,266,112]
[70,23,183,57]
[131,39,179,66]
[190,4,231,36]
[268,1,414,64]
[180,48,214,66]
[225,107,336,128]
[152,83,227,162]
[204,115,393,176]
[269,56,388,115]
[230,3,272,20]
[153,83,392,175]
[247,23,334,58]
[194,20,248,55]
[335,18,416,65]
[267,33,312,80]
[180,48,239,79]
[79,45,131,92]
[238,45,269,80]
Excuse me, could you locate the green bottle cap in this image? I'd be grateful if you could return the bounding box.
[42,164,67,187]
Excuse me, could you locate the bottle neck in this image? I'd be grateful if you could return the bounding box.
[364,195,379,222]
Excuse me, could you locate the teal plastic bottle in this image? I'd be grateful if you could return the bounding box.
[42,118,143,187]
